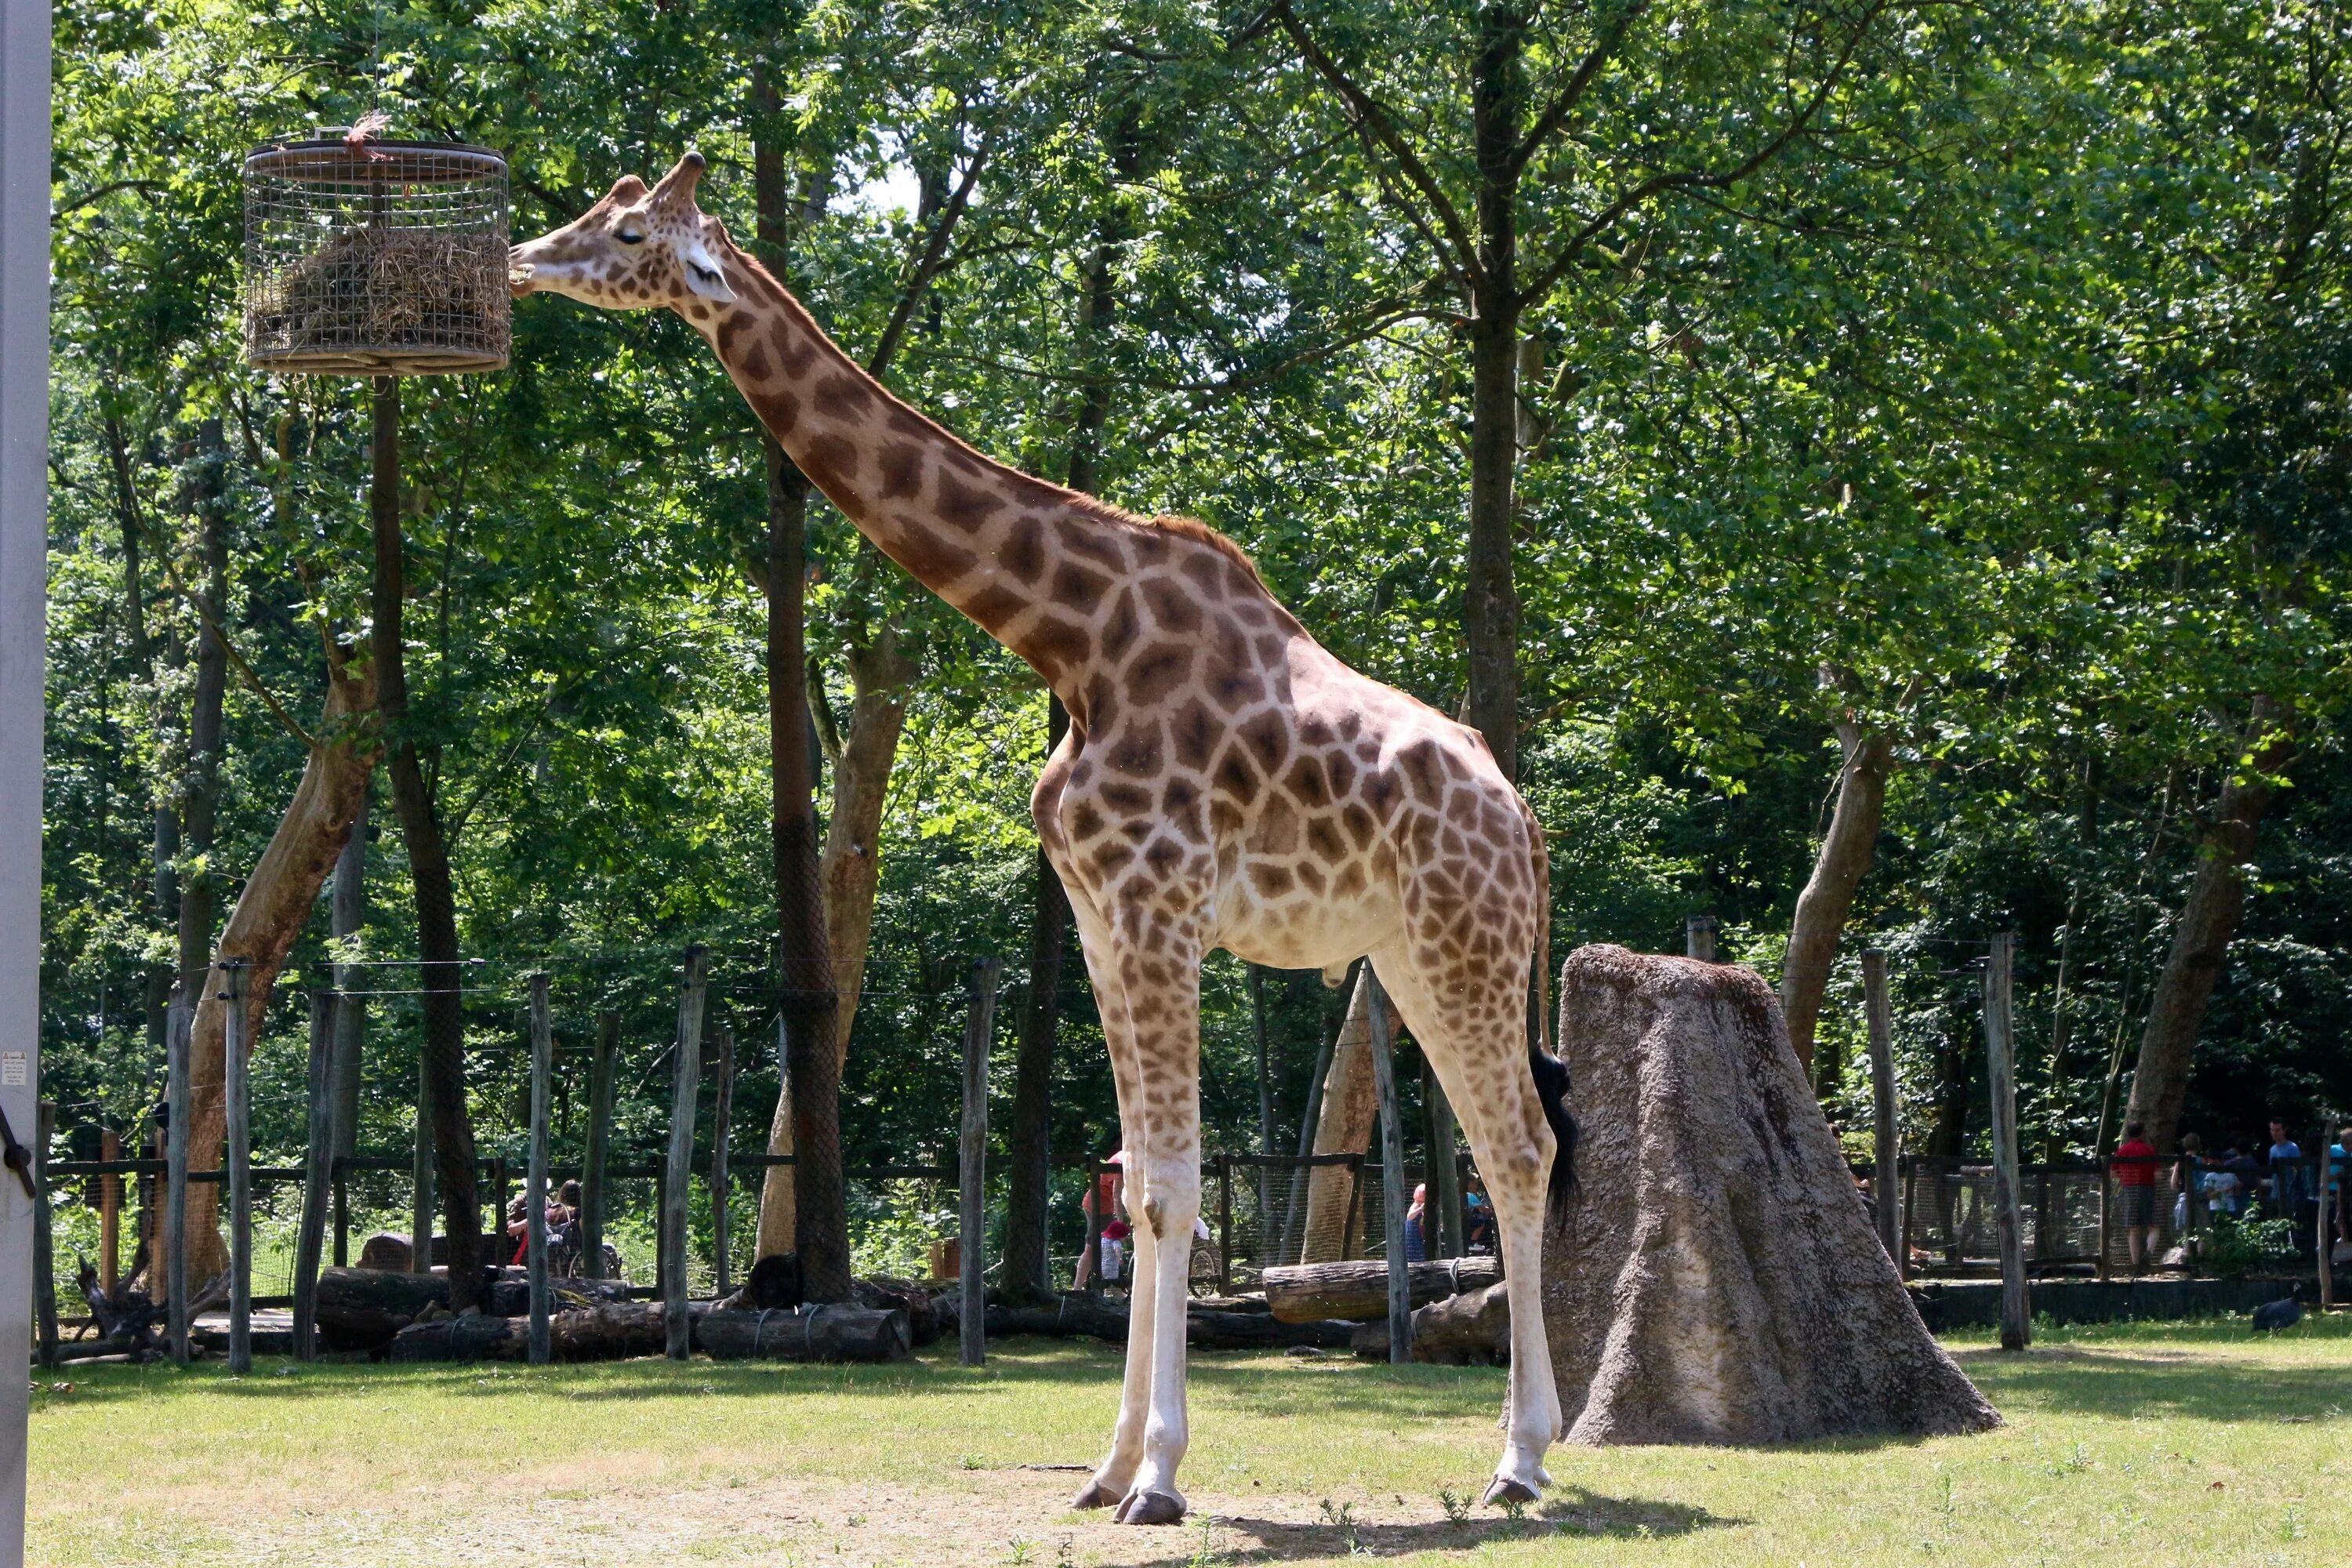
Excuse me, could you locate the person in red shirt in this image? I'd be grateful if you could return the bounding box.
[2114,1121,2163,1273]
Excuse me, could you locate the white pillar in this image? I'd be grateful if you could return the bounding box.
[0,0,55,1549]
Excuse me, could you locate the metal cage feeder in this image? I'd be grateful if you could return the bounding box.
[243,135,511,376]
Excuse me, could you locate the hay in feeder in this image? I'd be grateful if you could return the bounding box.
[245,224,510,370]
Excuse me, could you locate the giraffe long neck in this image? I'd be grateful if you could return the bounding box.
[692,245,1180,710]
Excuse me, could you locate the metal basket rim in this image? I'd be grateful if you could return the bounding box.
[246,343,511,378]
[245,136,509,182]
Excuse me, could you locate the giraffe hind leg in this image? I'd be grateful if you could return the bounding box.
[1371,944,1561,1501]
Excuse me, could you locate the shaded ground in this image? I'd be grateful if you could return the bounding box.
[26,1316,2352,1566]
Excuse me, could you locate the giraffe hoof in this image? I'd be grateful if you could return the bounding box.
[1115,1489,1187,1526]
[1483,1476,1541,1508]
[1070,1477,1122,1511]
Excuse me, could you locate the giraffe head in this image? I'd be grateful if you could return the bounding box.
[509,151,738,310]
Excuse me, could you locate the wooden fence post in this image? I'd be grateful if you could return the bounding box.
[1984,935,2029,1351]
[223,957,252,1372]
[1248,963,1275,1258]
[292,990,335,1362]
[2315,1119,2335,1311]
[710,1024,735,1298]
[32,1099,57,1367]
[409,1034,434,1276]
[960,957,1004,1368]
[1686,914,1719,962]
[166,983,191,1363]
[1863,949,1901,1272]
[1364,969,1411,1364]
[1425,1064,1463,1260]
[527,972,553,1366]
[98,1125,120,1297]
[1216,1151,1234,1293]
[583,1011,617,1280]
[665,946,709,1359]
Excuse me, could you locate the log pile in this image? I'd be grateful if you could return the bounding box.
[388,1301,910,1364]
[969,1294,1357,1350]
[315,1266,636,1352]
[1261,1257,1501,1323]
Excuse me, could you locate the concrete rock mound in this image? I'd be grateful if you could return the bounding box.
[1543,944,1998,1445]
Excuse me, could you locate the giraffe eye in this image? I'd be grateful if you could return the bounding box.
[615,228,645,245]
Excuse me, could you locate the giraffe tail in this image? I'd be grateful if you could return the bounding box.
[1522,800,1575,1211]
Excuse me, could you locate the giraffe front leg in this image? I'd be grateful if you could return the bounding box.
[1113,1140,1198,1526]
[1064,891,1152,1512]
[1073,1210,1156,1509]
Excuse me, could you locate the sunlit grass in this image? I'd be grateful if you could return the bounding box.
[27,1315,2352,1566]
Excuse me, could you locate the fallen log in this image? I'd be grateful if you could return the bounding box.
[977,1295,1356,1350]
[318,1266,639,1351]
[388,1313,521,1363]
[316,1267,452,1350]
[390,1301,681,1363]
[1189,1309,1356,1352]
[695,1305,911,1363]
[1261,1256,1500,1323]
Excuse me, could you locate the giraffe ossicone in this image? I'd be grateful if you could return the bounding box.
[513,151,1577,1523]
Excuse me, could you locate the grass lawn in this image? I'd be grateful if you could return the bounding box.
[25,1315,2352,1566]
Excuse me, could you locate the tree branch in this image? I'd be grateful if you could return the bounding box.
[866,126,995,379]
[151,561,318,750]
[1516,0,1888,313]
[1271,0,1485,288]
[1508,1,1652,178]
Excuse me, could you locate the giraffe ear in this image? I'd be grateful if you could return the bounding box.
[678,235,736,303]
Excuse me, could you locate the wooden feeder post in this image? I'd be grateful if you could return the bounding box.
[243,132,510,1278]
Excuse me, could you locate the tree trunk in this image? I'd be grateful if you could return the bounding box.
[369,376,485,1312]
[172,657,380,1279]
[1780,721,1895,1072]
[753,624,912,1261]
[1462,7,1526,782]
[174,419,229,990]
[2123,708,2292,1152]
[1544,946,1998,1442]
[1298,967,1380,1261]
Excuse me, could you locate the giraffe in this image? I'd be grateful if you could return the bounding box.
[510,151,1577,1523]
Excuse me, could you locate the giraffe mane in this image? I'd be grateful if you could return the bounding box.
[716,234,1273,594]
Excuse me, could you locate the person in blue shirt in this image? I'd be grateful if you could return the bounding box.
[2330,1126,2350,1250]
[2266,1120,2305,1218]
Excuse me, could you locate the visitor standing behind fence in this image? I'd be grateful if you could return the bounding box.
[2114,1123,2162,1273]
[2266,1120,2305,1217]
[1074,1150,1125,1289]
[1403,1183,1428,1264]
[2329,1127,2350,1248]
